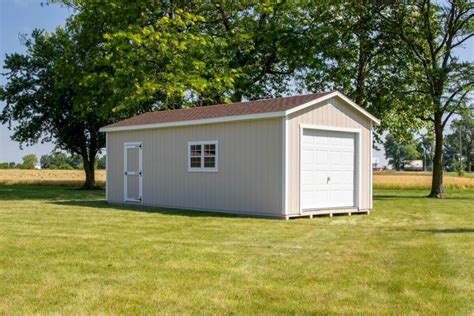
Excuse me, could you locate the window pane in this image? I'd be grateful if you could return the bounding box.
[190,157,201,168]
[191,145,201,157]
[204,144,216,156]
[204,157,215,168]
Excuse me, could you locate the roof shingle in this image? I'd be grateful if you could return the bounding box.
[102,92,332,129]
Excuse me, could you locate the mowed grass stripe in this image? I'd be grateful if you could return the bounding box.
[0,185,472,314]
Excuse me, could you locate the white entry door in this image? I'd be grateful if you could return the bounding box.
[124,142,143,203]
[301,129,356,210]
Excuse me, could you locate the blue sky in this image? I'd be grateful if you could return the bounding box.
[0,1,472,165]
[0,0,72,163]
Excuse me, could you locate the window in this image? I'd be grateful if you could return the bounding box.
[188,141,218,172]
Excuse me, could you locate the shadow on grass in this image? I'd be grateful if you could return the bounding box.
[374,194,426,200]
[374,194,471,201]
[0,184,101,200]
[416,228,474,234]
[50,200,241,219]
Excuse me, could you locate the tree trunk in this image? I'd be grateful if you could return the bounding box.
[82,156,96,189]
[428,115,444,198]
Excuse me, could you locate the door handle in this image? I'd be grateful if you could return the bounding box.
[327,176,331,183]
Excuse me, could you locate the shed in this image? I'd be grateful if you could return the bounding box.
[100,91,380,219]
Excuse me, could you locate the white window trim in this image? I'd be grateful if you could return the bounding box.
[298,124,362,214]
[187,140,218,172]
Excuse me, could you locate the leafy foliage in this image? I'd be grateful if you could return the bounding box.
[18,154,38,170]
[384,134,420,171]
[40,152,82,169]
[379,0,474,197]
[444,111,474,172]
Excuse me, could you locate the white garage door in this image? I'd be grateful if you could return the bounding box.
[301,129,356,210]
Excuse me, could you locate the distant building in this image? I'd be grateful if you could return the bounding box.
[372,157,382,171]
[404,160,423,171]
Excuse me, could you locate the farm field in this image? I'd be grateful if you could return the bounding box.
[1,169,474,189]
[0,169,106,186]
[373,171,474,189]
[0,184,473,314]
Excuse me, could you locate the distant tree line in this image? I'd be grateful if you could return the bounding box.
[384,111,474,173]
[0,153,106,170]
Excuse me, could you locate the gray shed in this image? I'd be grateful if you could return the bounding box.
[100,91,380,219]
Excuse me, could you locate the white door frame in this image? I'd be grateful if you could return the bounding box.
[123,142,143,203]
[299,124,361,214]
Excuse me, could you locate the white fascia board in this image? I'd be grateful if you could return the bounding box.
[284,91,381,125]
[99,111,286,133]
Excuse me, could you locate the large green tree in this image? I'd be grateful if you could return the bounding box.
[444,111,474,172]
[19,154,38,170]
[1,28,115,188]
[384,134,421,171]
[380,0,473,197]
[1,2,234,188]
[63,1,306,108]
[301,1,414,134]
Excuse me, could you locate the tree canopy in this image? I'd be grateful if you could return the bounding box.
[1,0,472,196]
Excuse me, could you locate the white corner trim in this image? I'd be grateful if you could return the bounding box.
[99,91,380,133]
[105,134,108,201]
[298,124,362,214]
[187,140,218,173]
[123,142,143,203]
[281,118,289,215]
[369,123,373,210]
[284,91,381,125]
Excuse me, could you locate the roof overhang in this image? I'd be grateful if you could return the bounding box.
[99,91,380,133]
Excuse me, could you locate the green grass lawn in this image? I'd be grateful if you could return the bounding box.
[0,185,472,314]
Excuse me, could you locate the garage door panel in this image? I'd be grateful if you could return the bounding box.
[302,172,314,185]
[341,171,354,184]
[301,190,315,207]
[301,129,356,210]
[314,170,328,184]
[328,150,340,164]
[314,190,328,206]
[301,149,314,165]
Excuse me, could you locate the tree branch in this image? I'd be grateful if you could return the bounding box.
[442,89,471,128]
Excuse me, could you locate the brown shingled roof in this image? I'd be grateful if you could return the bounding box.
[102,92,332,130]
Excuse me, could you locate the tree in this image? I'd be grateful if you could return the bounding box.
[301,1,416,138]
[444,111,474,172]
[19,154,38,169]
[192,2,305,102]
[85,1,307,108]
[417,132,435,171]
[40,152,82,169]
[380,1,474,197]
[0,28,109,188]
[40,152,68,169]
[384,134,420,171]
[96,155,106,170]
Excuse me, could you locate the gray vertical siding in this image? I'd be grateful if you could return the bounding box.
[107,118,284,216]
[287,97,372,214]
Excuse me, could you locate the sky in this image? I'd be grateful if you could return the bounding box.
[0,0,71,163]
[0,1,472,165]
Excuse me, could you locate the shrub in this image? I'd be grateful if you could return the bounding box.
[58,163,73,170]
